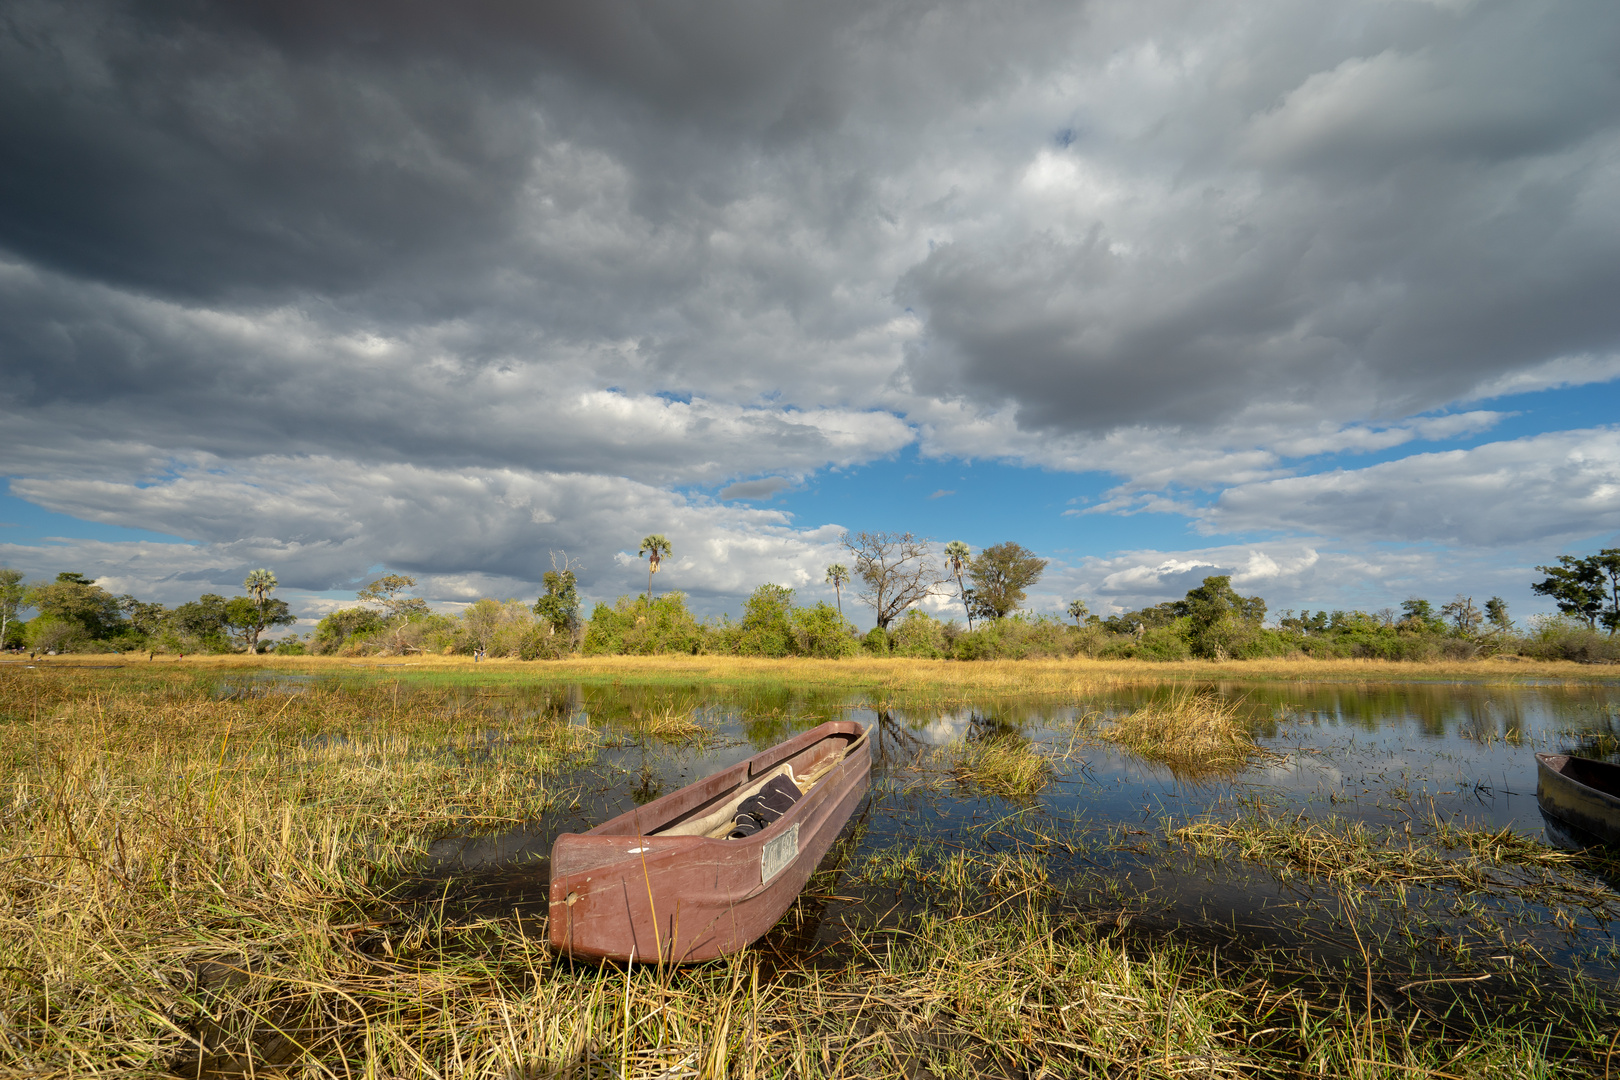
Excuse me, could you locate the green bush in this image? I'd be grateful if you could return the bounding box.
[582,593,708,656]
[789,602,860,658]
[1099,622,1192,661]
[891,609,949,658]
[1518,616,1620,663]
[951,614,1077,660]
[862,627,889,656]
[734,584,796,657]
[26,614,89,653]
[312,608,388,655]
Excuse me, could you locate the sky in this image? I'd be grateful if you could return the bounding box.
[3,0,1620,633]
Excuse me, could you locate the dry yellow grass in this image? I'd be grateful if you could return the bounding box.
[0,665,1603,1076]
[25,651,1618,697]
[1098,687,1257,774]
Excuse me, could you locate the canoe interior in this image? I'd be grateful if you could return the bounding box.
[585,723,862,839]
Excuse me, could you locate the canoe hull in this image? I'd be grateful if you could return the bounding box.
[1535,752,1620,845]
[549,720,869,962]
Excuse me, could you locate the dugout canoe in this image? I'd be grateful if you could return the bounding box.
[1535,752,1620,845]
[549,720,870,963]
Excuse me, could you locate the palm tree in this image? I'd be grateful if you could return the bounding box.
[1067,598,1089,625]
[639,534,672,603]
[244,568,277,615]
[825,563,849,616]
[944,541,973,630]
[242,568,278,652]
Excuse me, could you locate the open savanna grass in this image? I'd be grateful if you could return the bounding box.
[28,651,1620,699]
[1096,687,1259,775]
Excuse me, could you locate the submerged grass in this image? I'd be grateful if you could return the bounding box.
[1173,811,1620,917]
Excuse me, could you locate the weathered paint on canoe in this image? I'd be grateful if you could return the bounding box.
[548,720,870,962]
[1535,752,1620,845]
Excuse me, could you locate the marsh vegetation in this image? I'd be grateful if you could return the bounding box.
[4,661,1620,1076]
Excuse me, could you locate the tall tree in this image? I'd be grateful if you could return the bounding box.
[1531,554,1611,631]
[639,534,672,603]
[966,542,1047,620]
[171,594,233,651]
[1595,550,1620,635]
[240,569,284,651]
[1440,595,1483,636]
[824,563,850,617]
[1173,575,1266,659]
[1066,598,1089,625]
[356,574,429,654]
[25,573,125,642]
[357,574,430,619]
[943,541,973,630]
[1484,597,1513,634]
[224,595,294,651]
[841,531,941,631]
[0,568,23,649]
[534,551,583,639]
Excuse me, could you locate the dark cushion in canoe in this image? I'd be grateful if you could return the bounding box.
[728,775,802,838]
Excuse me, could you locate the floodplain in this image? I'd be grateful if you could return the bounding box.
[5,655,1620,1077]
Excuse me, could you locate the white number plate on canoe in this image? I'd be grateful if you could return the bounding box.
[761,822,799,884]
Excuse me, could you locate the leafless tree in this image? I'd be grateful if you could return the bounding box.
[840,531,943,631]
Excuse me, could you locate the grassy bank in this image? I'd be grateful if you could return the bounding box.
[19,651,1620,696]
[1,665,1615,1075]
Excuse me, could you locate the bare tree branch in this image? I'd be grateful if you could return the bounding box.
[840,531,942,630]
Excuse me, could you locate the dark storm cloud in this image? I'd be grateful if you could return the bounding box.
[4,0,1620,612]
[898,0,1620,434]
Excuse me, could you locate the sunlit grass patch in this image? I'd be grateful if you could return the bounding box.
[946,736,1052,798]
[634,702,709,741]
[1099,687,1256,774]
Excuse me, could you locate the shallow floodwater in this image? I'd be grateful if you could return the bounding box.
[238,675,1620,991]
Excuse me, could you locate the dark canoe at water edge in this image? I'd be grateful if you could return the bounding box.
[1535,752,1620,845]
[549,720,871,963]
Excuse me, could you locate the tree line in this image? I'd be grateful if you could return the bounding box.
[4,540,1618,662]
[0,568,295,655]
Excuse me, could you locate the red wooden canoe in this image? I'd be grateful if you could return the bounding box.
[549,720,870,962]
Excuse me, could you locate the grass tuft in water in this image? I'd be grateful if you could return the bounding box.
[946,736,1052,797]
[1100,687,1255,773]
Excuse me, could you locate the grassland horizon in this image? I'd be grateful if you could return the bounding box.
[16,651,1618,693]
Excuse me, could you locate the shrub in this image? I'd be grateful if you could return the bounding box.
[312,608,388,655]
[1518,616,1620,663]
[26,614,88,654]
[582,594,708,656]
[952,614,1078,660]
[892,609,949,658]
[790,602,860,658]
[735,585,796,657]
[856,626,886,655]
